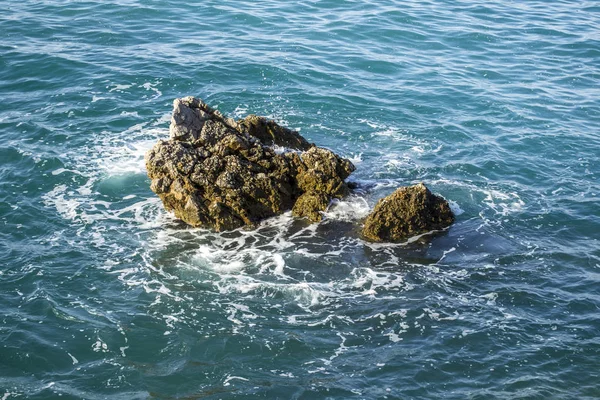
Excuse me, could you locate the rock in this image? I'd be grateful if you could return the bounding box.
[145,97,356,231]
[362,183,454,242]
[236,114,313,151]
[292,192,331,222]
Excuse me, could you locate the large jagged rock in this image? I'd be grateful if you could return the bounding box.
[362,183,454,242]
[145,97,355,231]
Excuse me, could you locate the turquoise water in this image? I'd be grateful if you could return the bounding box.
[1,1,600,398]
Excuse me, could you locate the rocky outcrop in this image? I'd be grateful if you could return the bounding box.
[362,183,454,242]
[145,97,355,231]
[145,97,457,240]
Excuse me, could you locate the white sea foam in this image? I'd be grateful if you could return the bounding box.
[347,152,363,164]
[223,375,249,386]
[51,168,84,176]
[482,189,525,216]
[94,134,161,176]
[141,81,162,100]
[359,119,439,154]
[480,292,498,305]
[438,246,457,262]
[232,105,249,118]
[43,185,82,222]
[385,331,403,342]
[92,337,108,353]
[448,200,464,216]
[384,157,415,170]
[322,196,370,221]
[108,83,133,92]
[431,178,526,217]
[67,352,79,365]
[327,333,348,363]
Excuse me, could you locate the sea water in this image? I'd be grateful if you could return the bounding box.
[1,1,599,398]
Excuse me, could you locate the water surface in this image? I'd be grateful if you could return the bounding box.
[1,1,599,398]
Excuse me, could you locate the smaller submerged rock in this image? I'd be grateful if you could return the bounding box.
[362,183,454,242]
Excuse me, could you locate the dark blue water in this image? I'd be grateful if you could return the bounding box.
[1,1,599,398]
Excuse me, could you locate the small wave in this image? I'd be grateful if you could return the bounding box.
[449,200,464,216]
[431,178,526,217]
[322,196,370,221]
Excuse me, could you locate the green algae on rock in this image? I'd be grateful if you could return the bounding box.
[362,183,454,242]
[145,97,355,231]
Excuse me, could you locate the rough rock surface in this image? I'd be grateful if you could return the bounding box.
[145,96,355,231]
[362,183,454,242]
